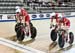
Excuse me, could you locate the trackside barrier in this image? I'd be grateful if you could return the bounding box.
[0,12,75,22]
[0,38,45,53]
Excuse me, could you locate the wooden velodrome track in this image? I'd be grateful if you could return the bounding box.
[0,18,75,53]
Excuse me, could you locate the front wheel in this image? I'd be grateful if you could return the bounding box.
[16,28,25,41]
[58,35,65,48]
[50,29,57,41]
[69,32,74,44]
[31,27,37,39]
[15,23,23,32]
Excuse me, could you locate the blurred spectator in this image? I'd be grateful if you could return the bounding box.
[51,2,55,7]
[54,0,58,2]
[35,0,39,2]
[63,0,71,2]
[23,0,25,3]
[58,1,63,6]
[39,2,42,7]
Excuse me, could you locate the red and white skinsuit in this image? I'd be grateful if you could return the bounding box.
[50,13,70,29]
[16,8,30,24]
[16,8,31,36]
[50,13,60,26]
[62,17,70,28]
[60,17,70,41]
[50,13,70,41]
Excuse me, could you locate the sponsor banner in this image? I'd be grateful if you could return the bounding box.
[7,15,15,20]
[29,13,51,20]
[0,12,75,22]
[0,15,2,20]
[0,14,15,21]
[30,12,75,19]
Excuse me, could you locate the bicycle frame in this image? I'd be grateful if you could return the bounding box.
[51,24,66,38]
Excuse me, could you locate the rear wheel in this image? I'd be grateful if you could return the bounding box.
[31,27,37,39]
[50,29,57,41]
[69,32,74,44]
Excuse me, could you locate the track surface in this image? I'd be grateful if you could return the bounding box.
[0,18,75,53]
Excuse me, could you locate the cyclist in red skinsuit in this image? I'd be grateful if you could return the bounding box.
[50,12,62,28]
[59,17,70,42]
[62,17,70,28]
[20,8,30,23]
[51,13,59,23]
[15,6,31,37]
[50,12,70,32]
[59,17,70,29]
[64,17,70,41]
[15,6,30,24]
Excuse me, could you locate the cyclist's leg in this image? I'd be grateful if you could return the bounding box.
[65,26,70,42]
[26,24,29,32]
[25,15,31,37]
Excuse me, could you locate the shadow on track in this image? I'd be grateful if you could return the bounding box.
[49,41,57,50]
[56,45,73,53]
[6,35,17,41]
[6,35,35,45]
[20,39,35,45]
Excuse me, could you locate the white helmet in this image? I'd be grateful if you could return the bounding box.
[15,6,20,10]
[58,13,62,18]
[50,12,56,17]
[15,9,21,13]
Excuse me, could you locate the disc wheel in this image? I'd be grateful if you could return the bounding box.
[31,27,37,39]
[58,35,65,48]
[50,29,57,41]
[69,32,74,44]
[15,23,23,32]
[16,28,25,41]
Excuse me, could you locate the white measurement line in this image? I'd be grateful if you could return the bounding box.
[0,38,45,53]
